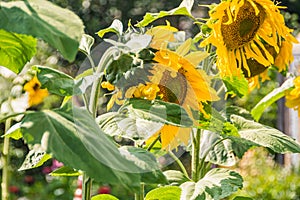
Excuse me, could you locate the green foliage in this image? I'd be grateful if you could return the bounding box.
[20,104,144,192]
[180,168,243,200]
[163,170,190,185]
[0,29,36,74]
[222,76,249,98]
[97,19,123,38]
[251,78,294,121]
[92,194,119,200]
[50,166,81,176]
[0,0,84,62]
[145,186,181,200]
[136,0,194,27]
[231,148,300,200]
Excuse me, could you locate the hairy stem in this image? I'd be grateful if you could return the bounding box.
[168,150,189,178]
[191,128,201,182]
[1,118,12,200]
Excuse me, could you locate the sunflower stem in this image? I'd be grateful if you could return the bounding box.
[191,128,201,181]
[203,44,212,73]
[1,118,12,200]
[168,150,189,178]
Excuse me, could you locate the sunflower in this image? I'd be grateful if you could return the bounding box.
[148,40,219,150]
[24,76,48,106]
[286,76,300,117]
[200,0,298,79]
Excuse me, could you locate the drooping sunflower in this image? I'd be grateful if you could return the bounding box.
[200,0,298,78]
[286,76,300,117]
[24,76,48,106]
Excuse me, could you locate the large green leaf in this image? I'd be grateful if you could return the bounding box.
[119,146,167,184]
[127,98,193,127]
[97,111,163,140]
[231,115,300,153]
[200,131,236,167]
[251,78,294,121]
[145,186,181,200]
[20,104,142,191]
[91,194,119,200]
[136,0,194,27]
[0,29,36,74]
[163,170,190,185]
[34,66,77,96]
[0,0,84,62]
[180,168,243,200]
[222,75,249,98]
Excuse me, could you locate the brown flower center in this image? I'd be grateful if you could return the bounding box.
[158,69,187,105]
[221,1,266,50]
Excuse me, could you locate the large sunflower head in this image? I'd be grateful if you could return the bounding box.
[201,0,298,78]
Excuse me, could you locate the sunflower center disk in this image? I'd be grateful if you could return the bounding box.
[221,1,266,50]
[158,70,188,105]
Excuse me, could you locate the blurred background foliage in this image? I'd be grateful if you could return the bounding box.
[1,0,300,199]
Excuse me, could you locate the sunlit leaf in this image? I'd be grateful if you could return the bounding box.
[0,29,36,74]
[0,0,84,61]
[50,166,81,176]
[79,34,95,55]
[97,19,123,38]
[231,115,300,153]
[136,0,194,27]
[19,145,52,171]
[3,122,23,140]
[91,194,119,200]
[251,78,294,121]
[145,186,181,200]
[222,75,248,98]
[163,170,190,185]
[180,168,243,200]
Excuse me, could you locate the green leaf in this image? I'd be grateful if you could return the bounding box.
[20,104,142,191]
[50,166,81,176]
[79,34,95,55]
[127,98,193,127]
[145,186,181,200]
[224,106,253,121]
[0,29,36,74]
[34,66,77,96]
[251,78,294,121]
[222,75,249,98]
[0,0,84,62]
[200,131,236,167]
[91,194,119,200]
[163,170,190,185]
[180,168,243,200]
[119,146,167,184]
[97,19,123,38]
[136,0,194,27]
[231,115,300,153]
[97,111,163,140]
[233,196,253,200]
[3,122,23,140]
[18,145,52,171]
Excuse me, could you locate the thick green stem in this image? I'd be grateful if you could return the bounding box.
[1,118,12,200]
[191,128,201,182]
[82,174,92,200]
[168,150,189,178]
[82,46,119,200]
[134,183,144,200]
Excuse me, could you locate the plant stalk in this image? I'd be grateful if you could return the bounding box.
[1,118,12,200]
[82,173,92,200]
[191,128,201,182]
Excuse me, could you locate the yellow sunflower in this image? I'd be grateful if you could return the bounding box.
[286,76,300,117]
[24,76,48,106]
[148,40,219,150]
[200,0,298,78]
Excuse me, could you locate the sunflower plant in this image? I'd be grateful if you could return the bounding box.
[1,0,300,200]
